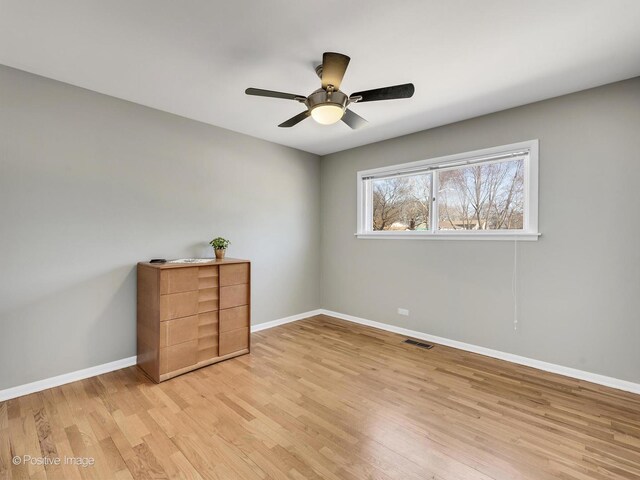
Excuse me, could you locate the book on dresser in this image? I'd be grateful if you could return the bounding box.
[136,258,251,382]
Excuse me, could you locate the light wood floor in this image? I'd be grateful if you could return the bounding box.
[1,315,639,480]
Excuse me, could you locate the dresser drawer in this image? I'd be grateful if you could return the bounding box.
[198,265,219,289]
[198,288,219,313]
[197,334,219,363]
[198,275,218,290]
[219,284,249,309]
[220,305,249,333]
[198,265,219,278]
[219,327,249,356]
[198,311,219,335]
[160,315,198,347]
[160,291,199,321]
[160,267,199,294]
[160,340,198,374]
[220,263,249,286]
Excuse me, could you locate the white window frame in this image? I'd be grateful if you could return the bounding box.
[356,140,540,241]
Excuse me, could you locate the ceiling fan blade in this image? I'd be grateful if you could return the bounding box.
[350,83,415,103]
[321,52,350,90]
[245,88,305,101]
[278,110,310,128]
[341,109,368,130]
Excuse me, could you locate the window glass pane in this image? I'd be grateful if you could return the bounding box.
[372,173,432,231]
[437,158,524,230]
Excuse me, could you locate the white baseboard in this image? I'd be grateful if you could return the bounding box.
[320,309,640,395]
[3,307,637,401]
[0,356,137,402]
[251,309,323,333]
[0,309,324,402]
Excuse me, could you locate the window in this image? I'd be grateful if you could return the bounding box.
[357,140,539,240]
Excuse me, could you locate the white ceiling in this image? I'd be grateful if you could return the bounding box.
[1,1,639,156]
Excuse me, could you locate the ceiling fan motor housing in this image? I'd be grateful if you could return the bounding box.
[306,88,349,112]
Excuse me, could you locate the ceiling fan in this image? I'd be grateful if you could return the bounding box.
[245,52,415,129]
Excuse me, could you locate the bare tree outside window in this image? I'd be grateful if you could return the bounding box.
[438,159,524,230]
[372,173,432,230]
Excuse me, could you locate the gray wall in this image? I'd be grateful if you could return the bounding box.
[2,64,638,391]
[0,65,320,390]
[321,77,640,383]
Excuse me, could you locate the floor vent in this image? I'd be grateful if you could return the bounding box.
[404,339,434,349]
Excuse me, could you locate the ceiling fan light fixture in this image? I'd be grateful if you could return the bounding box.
[310,104,344,125]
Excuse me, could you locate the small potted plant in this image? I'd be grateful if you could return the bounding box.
[209,237,231,260]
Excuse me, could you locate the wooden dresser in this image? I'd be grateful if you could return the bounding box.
[136,258,250,382]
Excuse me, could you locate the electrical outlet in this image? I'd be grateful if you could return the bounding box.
[397,308,409,316]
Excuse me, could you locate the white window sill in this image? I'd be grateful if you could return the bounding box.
[355,231,541,241]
